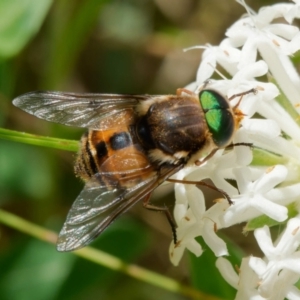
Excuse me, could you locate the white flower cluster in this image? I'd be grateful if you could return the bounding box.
[170,1,300,298]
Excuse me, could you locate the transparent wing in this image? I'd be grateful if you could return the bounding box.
[12,91,154,129]
[56,163,183,252]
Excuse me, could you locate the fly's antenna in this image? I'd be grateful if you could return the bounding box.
[194,62,228,94]
[194,80,210,94]
[183,45,208,53]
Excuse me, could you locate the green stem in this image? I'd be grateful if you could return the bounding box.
[0,209,222,300]
[0,127,78,152]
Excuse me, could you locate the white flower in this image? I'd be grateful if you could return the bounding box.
[169,183,229,266]
[171,1,300,298]
[222,165,288,227]
[229,1,300,108]
[249,218,300,298]
[170,141,253,264]
[216,257,266,300]
[192,40,242,83]
[227,1,300,67]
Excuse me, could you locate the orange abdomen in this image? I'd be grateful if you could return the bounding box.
[75,128,154,188]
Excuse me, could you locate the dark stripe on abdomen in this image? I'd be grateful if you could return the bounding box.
[96,141,108,159]
[85,139,98,175]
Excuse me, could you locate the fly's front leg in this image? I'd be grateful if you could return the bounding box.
[228,88,257,101]
[194,142,253,167]
[143,194,178,244]
[194,148,219,166]
[225,142,253,150]
[229,88,258,110]
[168,144,253,205]
[176,88,195,97]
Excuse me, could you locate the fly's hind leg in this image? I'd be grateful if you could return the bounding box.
[143,194,178,244]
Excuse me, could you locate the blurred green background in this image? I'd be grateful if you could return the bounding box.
[0,0,283,299]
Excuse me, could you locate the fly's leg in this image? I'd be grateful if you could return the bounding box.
[175,143,253,205]
[226,142,253,149]
[176,79,212,96]
[229,88,257,110]
[228,88,257,101]
[194,148,219,166]
[194,142,253,167]
[176,88,195,96]
[143,194,178,244]
[167,177,233,205]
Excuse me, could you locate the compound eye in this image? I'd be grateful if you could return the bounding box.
[199,89,235,147]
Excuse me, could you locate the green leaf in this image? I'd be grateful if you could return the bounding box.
[251,148,287,166]
[0,0,53,58]
[0,141,55,200]
[244,203,298,232]
[0,239,75,300]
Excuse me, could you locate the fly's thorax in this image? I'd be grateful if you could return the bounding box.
[135,95,211,164]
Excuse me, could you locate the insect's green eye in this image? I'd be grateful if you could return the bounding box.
[199,89,234,147]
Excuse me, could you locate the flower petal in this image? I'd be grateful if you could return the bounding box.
[253,165,287,193]
[216,257,238,289]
